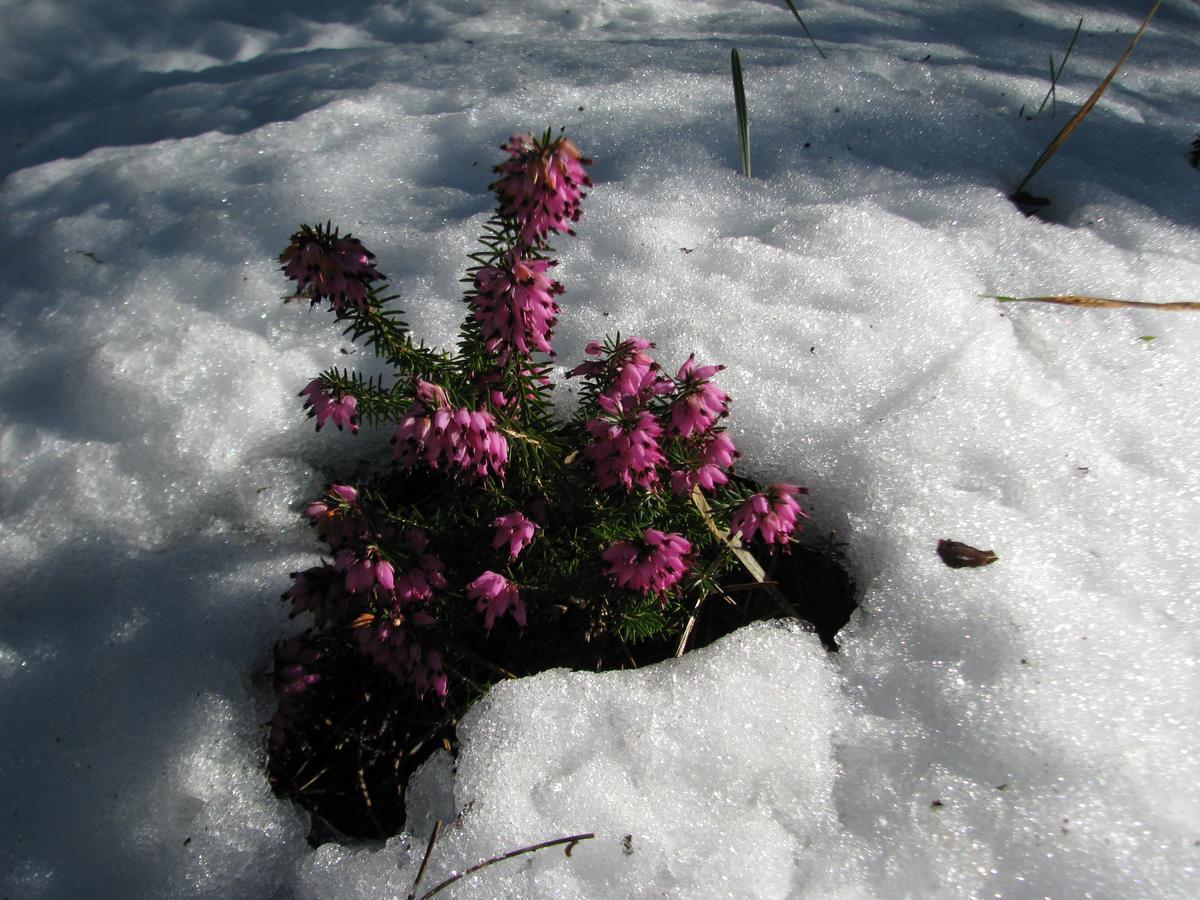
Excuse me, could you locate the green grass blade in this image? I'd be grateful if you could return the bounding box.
[731,48,751,178]
[1013,1,1162,197]
[1032,17,1083,119]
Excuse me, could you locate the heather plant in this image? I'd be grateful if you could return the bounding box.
[267,129,814,836]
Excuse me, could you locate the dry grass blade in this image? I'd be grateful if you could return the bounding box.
[1012,0,1162,197]
[992,294,1200,311]
[782,0,827,59]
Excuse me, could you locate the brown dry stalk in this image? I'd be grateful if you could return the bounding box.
[993,294,1200,311]
[1012,0,1163,197]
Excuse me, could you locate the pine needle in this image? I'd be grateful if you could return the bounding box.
[1012,0,1162,198]
[991,294,1200,311]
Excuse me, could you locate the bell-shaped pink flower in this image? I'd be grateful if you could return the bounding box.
[730,483,809,550]
[493,512,538,560]
[583,403,666,492]
[393,381,509,480]
[670,431,739,496]
[467,571,527,630]
[300,379,359,433]
[568,336,670,404]
[667,354,729,437]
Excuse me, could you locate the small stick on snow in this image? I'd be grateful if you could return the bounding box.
[417,832,595,899]
[992,294,1200,311]
[406,819,442,900]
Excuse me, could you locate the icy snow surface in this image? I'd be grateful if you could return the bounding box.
[2,0,1199,897]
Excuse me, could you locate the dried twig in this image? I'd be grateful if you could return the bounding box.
[991,294,1200,311]
[417,832,595,899]
[1012,1,1162,197]
[407,819,443,900]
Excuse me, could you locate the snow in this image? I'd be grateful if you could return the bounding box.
[2,0,1198,896]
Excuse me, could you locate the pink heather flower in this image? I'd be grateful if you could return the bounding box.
[467,571,527,630]
[302,483,366,549]
[602,529,693,597]
[670,430,739,496]
[584,401,667,492]
[493,511,538,560]
[667,354,729,437]
[282,565,347,626]
[334,548,397,594]
[393,531,447,603]
[270,636,322,753]
[280,225,383,315]
[730,483,810,550]
[355,614,446,696]
[491,133,593,243]
[473,252,563,361]
[568,336,669,403]
[393,381,509,480]
[300,379,359,433]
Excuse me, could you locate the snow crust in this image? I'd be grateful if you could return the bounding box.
[2,0,1198,896]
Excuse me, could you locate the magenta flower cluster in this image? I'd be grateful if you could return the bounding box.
[285,484,450,696]
[467,571,527,630]
[473,253,563,363]
[300,379,358,433]
[280,225,382,315]
[393,381,509,481]
[730,483,809,551]
[491,133,593,244]
[602,529,693,598]
[572,337,736,502]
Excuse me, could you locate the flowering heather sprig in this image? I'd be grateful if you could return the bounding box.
[393,381,509,480]
[568,336,669,403]
[584,396,667,492]
[602,529,693,598]
[269,636,321,753]
[730,483,810,550]
[300,379,359,433]
[303,483,367,549]
[670,430,738,496]
[667,354,729,437]
[283,565,347,627]
[491,132,593,244]
[355,616,447,697]
[467,571,527,630]
[335,547,396,594]
[472,252,563,362]
[493,511,538,560]
[280,224,382,315]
